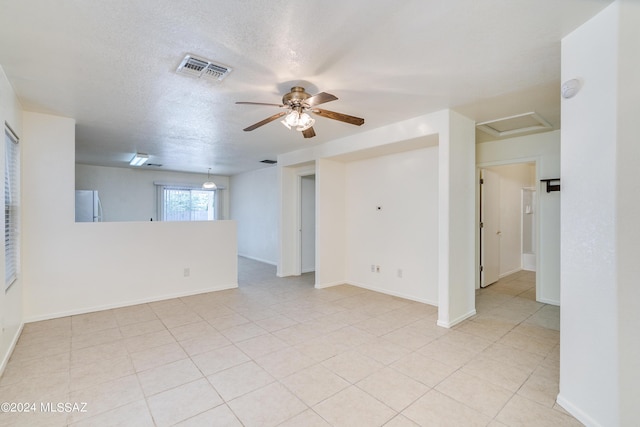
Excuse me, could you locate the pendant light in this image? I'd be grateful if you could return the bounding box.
[202,168,217,190]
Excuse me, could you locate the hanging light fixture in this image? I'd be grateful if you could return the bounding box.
[202,168,217,189]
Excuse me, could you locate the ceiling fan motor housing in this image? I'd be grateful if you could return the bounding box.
[282,86,311,107]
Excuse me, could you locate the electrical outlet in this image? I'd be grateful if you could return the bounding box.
[184,268,190,277]
[371,264,375,272]
[376,265,380,273]
[397,269,403,278]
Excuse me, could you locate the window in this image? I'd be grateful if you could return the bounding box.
[158,185,216,221]
[5,125,19,290]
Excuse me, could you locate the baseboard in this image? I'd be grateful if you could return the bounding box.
[238,253,277,266]
[537,296,560,306]
[24,283,239,323]
[556,394,603,427]
[345,280,438,306]
[314,280,345,289]
[301,267,316,274]
[0,322,24,377]
[499,268,522,279]
[437,309,476,328]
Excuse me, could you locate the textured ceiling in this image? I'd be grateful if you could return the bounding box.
[0,0,613,175]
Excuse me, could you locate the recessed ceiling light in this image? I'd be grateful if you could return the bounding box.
[129,153,149,166]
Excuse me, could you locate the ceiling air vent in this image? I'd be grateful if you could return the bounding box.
[260,159,277,164]
[476,112,552,137]
[176,54,232,81]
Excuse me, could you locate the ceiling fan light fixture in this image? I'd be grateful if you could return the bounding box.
[238,86,364,138]
[281,110,300,129]
[296,113,315,131]
[281,110,314,131]
[280,120,292,130]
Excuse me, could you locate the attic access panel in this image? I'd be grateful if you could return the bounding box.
[476,112,552,137]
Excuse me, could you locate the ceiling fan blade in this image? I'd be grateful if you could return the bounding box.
[302,127,316,138]
[236,101,284,107]
[312,109,365,126]
[305,92,338,107]
[243,111,287,131]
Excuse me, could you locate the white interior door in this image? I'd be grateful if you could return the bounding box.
[481,169,500,287]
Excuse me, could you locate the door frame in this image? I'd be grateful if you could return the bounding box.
[299,174,316,273]
[292,165,317,276]
[521,187,537,272]
[475,157,540,294]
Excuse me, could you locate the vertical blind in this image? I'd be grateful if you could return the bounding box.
[5,125,19,289]
[158,185,216,221]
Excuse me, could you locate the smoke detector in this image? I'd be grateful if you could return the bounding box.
[176,54,232,82]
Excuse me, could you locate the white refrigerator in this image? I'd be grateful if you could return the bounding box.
[75,190,103,222]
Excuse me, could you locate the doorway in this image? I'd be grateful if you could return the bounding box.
[479,162,536,288]
[300,174,316,273]
[522,187,537,271]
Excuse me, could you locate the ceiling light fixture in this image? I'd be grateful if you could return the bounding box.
[281,108,315,132]
[202,168,217,190]
[129,153,149,166]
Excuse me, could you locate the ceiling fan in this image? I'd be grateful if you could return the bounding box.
[236,86,365,138]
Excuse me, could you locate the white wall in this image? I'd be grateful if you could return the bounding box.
[438,111,477,327]
[76,164,230,222]
[315,158,346,287]
[229,166,278,265]
[559,1,640,424]
[279,110,476,327]
[345,147,439,304]
[22,112,238,321]
[0,66,23,374]
[486,163,535,277]
[616,2,640,423]
[477,130,561,304]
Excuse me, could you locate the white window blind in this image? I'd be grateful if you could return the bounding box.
[157,184,216,221]
[5,125,19,290]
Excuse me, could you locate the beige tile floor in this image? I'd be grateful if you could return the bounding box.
[0,258,582,426]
